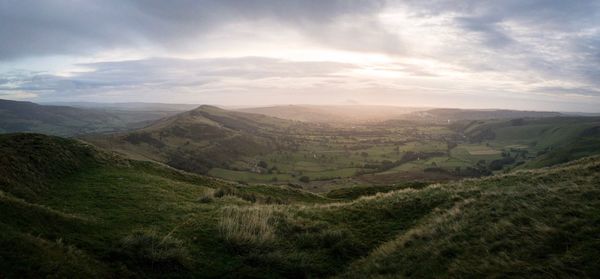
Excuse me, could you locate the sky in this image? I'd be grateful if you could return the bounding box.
[1,0,599,112]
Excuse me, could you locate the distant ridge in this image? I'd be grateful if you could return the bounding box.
[0,99,180,136]
[407,108,562,121]
[236,105,561,123]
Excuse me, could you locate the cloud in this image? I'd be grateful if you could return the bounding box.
[455,16,514,48]
[0,90,38,99]
[0,57,356,100]
[0,0,388,60]
[1,0,599,111]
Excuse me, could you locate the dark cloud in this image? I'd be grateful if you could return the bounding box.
[0,0,387,60]
[455,16,513,48]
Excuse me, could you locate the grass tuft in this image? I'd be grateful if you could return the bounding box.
[218,206,277,248]
[119,229,189,267]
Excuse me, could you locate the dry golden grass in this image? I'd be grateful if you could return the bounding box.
[218,205,278,247]
[196,188,215,203]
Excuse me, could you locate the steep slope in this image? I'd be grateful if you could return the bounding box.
[85,105,310,174]
[0,99,177,136]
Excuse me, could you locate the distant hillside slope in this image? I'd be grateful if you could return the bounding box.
[1,133,599,278]
[408,108,561,122]
[44,101,200,112]
[0,99,177,136]
[237,105,426,123]
[461,116,600,168]
[85,105,311,174]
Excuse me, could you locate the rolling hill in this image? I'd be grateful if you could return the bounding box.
[85,105,311,174]
[460,116,600,169]
[0,99,180,136]
[406,108,562,122]
[1,133,600,278]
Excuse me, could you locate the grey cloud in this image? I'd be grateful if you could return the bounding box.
[0,0,386,60]
[0,57,356,99]
[2,0,600,111]
[397,0,600,90]
[403,0,599,28]
[533,86,600,97]
[455,16,513,48]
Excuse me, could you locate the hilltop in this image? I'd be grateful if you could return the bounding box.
[84,105,313,174]
[1,133,600,278]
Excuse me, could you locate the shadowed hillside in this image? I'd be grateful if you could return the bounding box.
[460,117,600,169]
[0,99,179,136]
[1,133,600,278]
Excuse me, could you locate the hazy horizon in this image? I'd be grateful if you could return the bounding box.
[36,100,586,114]
[1,1,600,112]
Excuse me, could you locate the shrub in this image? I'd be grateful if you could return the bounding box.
[213,187,236,198]
[197,195,214,203]
[287,183,302,189]
[299,176,310,183]
[213,187,260,203]
[197,189,215,203]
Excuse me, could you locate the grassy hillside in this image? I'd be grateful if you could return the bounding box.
[85,105,312,174]
[87,105,471,186]
[1,133,600,278]
[0,133,326,278]
[460,117,600,169]
[0,99,177,136]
